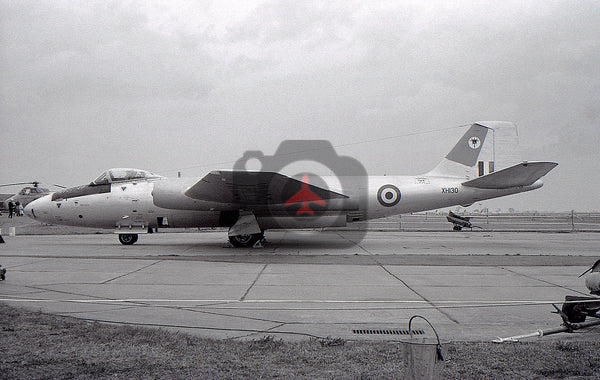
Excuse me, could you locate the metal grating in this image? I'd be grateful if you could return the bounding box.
[352,329,425,335]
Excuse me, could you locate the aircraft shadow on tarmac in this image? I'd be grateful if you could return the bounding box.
[131,231,365,250]
[69,230,363,252]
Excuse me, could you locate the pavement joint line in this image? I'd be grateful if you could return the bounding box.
[0,253,596,266]
[2,300,595,313]
[5,297,598,313]
[0,298,585,305]
[1,257,56,269]
[239,263,268,301]
[50,315,327,339]
[82,289,288,325]
[228,322,288,340]
[373,263,461,324]
[22,284,119,301]
[34,294,290,325]
[499,266,590,296]
[137,302,288,325]
[58,306,142,315]
[334,232,461,325]
[2,289,51,297]
[101,260,163,284]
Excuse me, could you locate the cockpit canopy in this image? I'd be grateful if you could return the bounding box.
[18,187,46,195]
[92,168,163,185]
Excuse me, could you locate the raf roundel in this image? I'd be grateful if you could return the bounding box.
[377,184,401,207]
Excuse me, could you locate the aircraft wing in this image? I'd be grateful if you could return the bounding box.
[184,171,348,206]
[462,162,558,189]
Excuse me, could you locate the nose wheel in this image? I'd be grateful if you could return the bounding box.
[118,233,138,245]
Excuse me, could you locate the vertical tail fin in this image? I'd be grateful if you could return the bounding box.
[445,123,489,166]
[427,123,490,178]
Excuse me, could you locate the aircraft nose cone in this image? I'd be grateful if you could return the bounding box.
[24,194,51,220]
[586,272,600,295]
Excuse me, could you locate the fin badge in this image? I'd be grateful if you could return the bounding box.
[468,136,481,149]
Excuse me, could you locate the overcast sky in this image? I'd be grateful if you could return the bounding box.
[1,1,598,211]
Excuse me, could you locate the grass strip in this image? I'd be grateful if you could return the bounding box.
[1,303,599,379]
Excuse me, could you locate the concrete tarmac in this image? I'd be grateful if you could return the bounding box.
[1,230,599,342]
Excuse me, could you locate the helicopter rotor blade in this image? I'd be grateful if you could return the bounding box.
[0,182,37,188]
[0,181,66,189]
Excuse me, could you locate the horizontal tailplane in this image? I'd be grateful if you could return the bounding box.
[462,162,558,189]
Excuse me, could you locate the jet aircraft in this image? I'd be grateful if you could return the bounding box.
[24,122,557,247]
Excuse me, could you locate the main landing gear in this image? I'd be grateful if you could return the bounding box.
[117,231,265,247]
[228,232,264,248]
[118,233,138,245]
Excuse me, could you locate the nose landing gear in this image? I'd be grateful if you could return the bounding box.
[118,234,138,245]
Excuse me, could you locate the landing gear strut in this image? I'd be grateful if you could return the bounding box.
[119,233,138,245]
[228,232,264,248]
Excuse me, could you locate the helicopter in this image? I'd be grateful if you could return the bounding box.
[0,182,66,213]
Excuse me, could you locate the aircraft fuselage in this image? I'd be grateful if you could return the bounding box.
[25,174,541,232]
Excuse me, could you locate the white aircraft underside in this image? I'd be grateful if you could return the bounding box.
[24,122,557,247]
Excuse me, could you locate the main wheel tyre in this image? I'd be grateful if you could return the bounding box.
[119,234,138,245]
[229,232,263,248]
